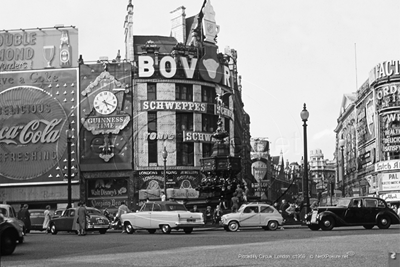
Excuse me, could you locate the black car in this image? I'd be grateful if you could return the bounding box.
[0,221,21,256]
[305,197,400,231]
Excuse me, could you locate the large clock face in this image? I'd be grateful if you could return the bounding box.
[93,91,117,115]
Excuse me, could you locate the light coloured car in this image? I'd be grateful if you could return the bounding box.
[0,204,25,243]
[221,202,283,232]
[121,201,204,234]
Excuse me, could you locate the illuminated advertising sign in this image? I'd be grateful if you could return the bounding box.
[380,111,400,159]
[0,28,78,71]
[380,172,400,191]
[183,131,213,143]
[375,82,400,110]
[369,60,400,85]
[140,100,209,113]
[79,63,133,169]
[356,93,375,146]
[0,69,77,183]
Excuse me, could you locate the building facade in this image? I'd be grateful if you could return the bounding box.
[0,1,252,211]
[335,60,400,206]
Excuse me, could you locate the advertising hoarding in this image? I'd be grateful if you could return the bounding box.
[0,27,78,71]
[0,69,78,183]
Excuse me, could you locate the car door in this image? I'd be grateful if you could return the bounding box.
[136,203,153,229]
[150,203,162,228]
[362,199,377,223]
[58,209,75,231]
[344,199,361,224]
[240,206,260,226]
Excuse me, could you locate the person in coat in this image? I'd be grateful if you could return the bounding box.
[21,204,31,233]
[77,202,87,236]
[42,205,52,232]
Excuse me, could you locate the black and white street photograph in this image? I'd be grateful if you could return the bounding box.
[1,1,400,266]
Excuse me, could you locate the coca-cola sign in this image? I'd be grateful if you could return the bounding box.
[0,86,68,180]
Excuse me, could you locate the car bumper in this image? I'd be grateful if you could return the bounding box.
[175,223,204,228]
[87,225,109,229]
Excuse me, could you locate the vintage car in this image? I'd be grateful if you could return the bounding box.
[0,204,26,239]
[49,207,110,235]
[29,209,47,231]
[221,202,283,232]
[121,201,204,234]
[0,220,23,256]
[305,197,400,231]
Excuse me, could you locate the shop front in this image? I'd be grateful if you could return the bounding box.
[136,170,201,203]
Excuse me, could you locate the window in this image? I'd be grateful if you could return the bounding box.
[202,143,213,158]
[202,86,216,103]
[153,204,162,212]
[364,199,377,208]
[202,114,218,132]
[224,118,230,134]
[148,112,157,163]
[177,142,194,166]
[147,83,156,100]
[176,84,193,101]
[260,206,274,213]
[141,203,153,211]
[244,206,258,213]
[176,113,193,131]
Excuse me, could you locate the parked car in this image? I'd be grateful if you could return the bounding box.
[52,209,65,219]
[305,197,400,231]
[221,202,283,232]
[0,204,26,239]
[29,209,47,231]
[49,207,110,235]
[121,201,204,234]
[0,220,23,256]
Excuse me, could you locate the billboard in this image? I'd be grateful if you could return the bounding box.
[0,27,78,71]
[0,69,78,183]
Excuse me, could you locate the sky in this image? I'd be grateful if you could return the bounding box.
[1,0,400,163]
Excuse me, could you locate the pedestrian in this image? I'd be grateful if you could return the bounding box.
[77,202,87,236]
[17,204,24,221]
[231,193,240,213]
[42,205,52,233]
[21,204,31,234]
[205,206,213,224]
[279,199,289,222]
[235,185,244,204]
[243,185,249,203]
[220,186,228,209]
[285,203,299,221]
[160,191,166,201]
[117,201,130,233]
[213,205,223,225]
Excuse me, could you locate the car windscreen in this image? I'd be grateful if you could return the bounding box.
[165,204,187,211]
[87,209,102,216]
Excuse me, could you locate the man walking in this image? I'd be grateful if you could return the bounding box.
[77,202,87,236]
[117,201,130,233]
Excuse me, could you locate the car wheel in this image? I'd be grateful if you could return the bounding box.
[125,223,135,234]
[161,224,171,234]
[228,221,239,232]
[320,217,334,231]
[148,229,156,234]
[377,216,391,229]
[50,224,58,235]
[183,227,193,234]
[308,225,320,231]
[1,230,17,256]
[99,229,107,234]
[363,225,374,229]
[267,220,279,231]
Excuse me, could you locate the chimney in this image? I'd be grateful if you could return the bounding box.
[170,6,186,44]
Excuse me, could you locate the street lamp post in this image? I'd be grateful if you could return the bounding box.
[338,138,345,197]
[300,104,310,215]
[66,124,72,209]
[162,146,168,200]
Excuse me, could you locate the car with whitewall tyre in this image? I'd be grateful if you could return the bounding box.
[121,201,204,234]
[221,203,283,232]
[305,197,400,231]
